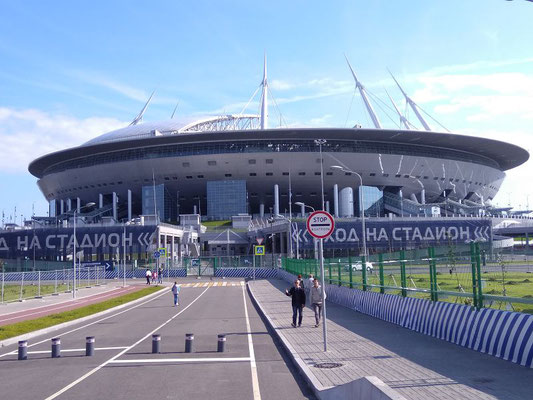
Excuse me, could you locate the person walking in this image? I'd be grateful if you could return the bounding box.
[158,267,163,284]
[152,270,157,284]
[145,269,152,285]
[285,280,306,327]
[171,282,180,306]
[307,274,314,305]
[310,278,326,327]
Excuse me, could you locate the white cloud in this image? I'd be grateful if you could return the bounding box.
[0,107,126,173]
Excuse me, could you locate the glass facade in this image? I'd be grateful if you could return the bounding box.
[142,184,176,222]
[42,139,499,176]
[207,180,247,220]
[356,186,384,217]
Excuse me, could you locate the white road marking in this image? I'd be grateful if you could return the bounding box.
[202,282,209,287]
[222,282,227,287]
[242,284,261,400]
[44,286,210,400]
[20,346,128,355]
[193,283,200,288]
[109,357,250,364]
[0,288,170,358]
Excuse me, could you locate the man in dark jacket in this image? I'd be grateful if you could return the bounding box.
[285,280,306,327]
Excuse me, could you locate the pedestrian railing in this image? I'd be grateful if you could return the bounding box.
[282,242,533,314]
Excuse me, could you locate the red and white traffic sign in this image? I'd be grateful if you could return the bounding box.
[306,211,335,239]
[256,237,264,245]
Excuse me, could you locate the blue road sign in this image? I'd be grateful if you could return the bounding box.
[153,251,160,259]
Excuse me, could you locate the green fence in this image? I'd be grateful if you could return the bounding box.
[283,242,533,314]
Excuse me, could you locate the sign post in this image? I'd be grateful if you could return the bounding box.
[254,243,265,281]
[307,210,335,352]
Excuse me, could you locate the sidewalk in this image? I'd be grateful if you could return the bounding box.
[0,281,153,326]
[248,279,532,400]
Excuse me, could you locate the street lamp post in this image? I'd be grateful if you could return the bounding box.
[72,202,96,299]
[331,166,367,260]
[295,202,315,259]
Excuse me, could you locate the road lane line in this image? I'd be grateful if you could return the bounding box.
[0,288,170,358]
[19,346,128,355]
[242,284,261,400]
[109,357,251,364]
[223,282,227,287]
[44,286,210,400]
[193,283,200,288]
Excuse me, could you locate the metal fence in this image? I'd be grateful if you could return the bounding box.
[283,242,533,314]
[0,266,107,303]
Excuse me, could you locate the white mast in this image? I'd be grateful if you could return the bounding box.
[260,53,268,130]
[345,55,382,129]
[388,71,431,131]
[385,89,416,130]
[130,91,155,126]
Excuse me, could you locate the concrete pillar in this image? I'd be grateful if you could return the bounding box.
[333,184,339,218]
[193,205,197,214]
[112,192,118,220]
[300,203,305,217]
[128,190,132,221]
[421,189,426,205]
[60,199,64,215]
[272,233,276,256]
[325,200,330,214]
[273,184,279,216]
[77,198,81,213]
[339,187,354,218]
[259,203,265,218]
[99,194,103,209]
[280,232,285,254]
[67,198,72,212]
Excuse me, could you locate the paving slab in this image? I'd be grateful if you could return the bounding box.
[248,278,533,400]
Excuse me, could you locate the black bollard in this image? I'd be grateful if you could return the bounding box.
[217,334,226,353]
[18,340,28,360]
[86,336,95,356]
[185,333,194,353]
[152,334,161,354]
[51,338,61,358]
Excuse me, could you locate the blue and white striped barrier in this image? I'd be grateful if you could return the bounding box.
[215,268,278,278]
[278,269,533,368]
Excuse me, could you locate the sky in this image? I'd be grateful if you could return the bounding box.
[0,0,533,223]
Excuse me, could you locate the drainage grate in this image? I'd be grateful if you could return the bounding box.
[314,362,343,369]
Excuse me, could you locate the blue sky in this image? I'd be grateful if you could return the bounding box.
[1,0,533,222]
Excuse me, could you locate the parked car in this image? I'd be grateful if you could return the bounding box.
[345,261,374,272]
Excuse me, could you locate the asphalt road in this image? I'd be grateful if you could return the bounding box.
[0,279,315,400]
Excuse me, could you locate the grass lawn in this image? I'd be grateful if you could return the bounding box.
[316,267,533,314]
[0,285,163,341]
[1,283,70,302]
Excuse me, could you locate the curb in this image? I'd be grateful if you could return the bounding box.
[0,286,169,348]
[247,281,405,400]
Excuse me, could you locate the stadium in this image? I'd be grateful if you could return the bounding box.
[28,61,529,227]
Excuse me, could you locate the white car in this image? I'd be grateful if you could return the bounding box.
[346,262,374,271]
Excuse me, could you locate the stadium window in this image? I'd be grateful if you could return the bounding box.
[208,161,216,166]
[117,181,123,184]
[164,177,170,180]
[248,159,256,164]
[423,176,428,179]
[225,174,232,177]
[266,159,273,164]
[266,172,273,176]
[382,174,389,177]
[369,173,376,176]
[326,172,333,176]
[314,172,321,176]
[172,176,178,180]
[186,176,193,179]
[345,172,351,176]
[197,175,204,178]
[310,192,317,196]
[433,177,439,180]
[403,175,410,178]
[182,162,190,167]
[282,172,289,176]
[395,174,401,178]
[249,173,257,176]
[299,172,306,176]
